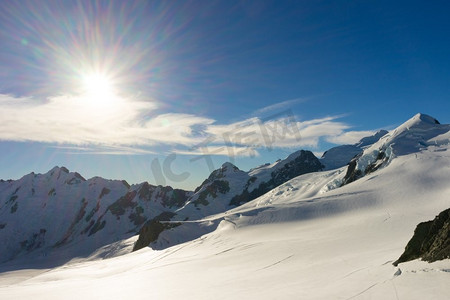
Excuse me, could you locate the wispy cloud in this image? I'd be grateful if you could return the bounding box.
[326,130,377,145]
[50,145,157,155]
[0,94,213,148]
[204,115,350,150]
[252,98,307,116]
[0,95,377,156]
[175,146,260,157]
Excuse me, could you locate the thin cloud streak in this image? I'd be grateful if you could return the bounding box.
[326,130,377,145]
[51,145,157,155]
[252,98,307,116]
[0,94,377,156]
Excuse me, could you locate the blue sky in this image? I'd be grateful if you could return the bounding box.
[0,0,449,190]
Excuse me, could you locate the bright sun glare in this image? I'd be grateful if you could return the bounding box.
[77,71,123,113]
[82,73,115,99]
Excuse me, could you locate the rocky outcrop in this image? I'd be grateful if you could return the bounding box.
[230,150,323,206]
[394,208,450,266]
[132,212,179,252]
[341,151,388,186]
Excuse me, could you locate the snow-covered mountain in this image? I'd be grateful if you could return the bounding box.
[342,113,450,185]
[173,149,324,221]
[0,168,192,262]
[0,149,327,260]
[320,129,388,170]
[1,113,449,299]
[135,113,450,251]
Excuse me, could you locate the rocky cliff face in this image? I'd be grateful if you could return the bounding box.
[394,207,450,266]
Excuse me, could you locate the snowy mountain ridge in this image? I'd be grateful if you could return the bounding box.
[0,168,192,262]
[342,113,450,185]
[135,113,450,251]
[1,113,447,263]
[0,125,387,263]
[0,113,450,299]
[0,148,332,262]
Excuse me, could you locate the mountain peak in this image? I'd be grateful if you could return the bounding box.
[407,113,440,127]
[46,166,63,176]
[221,162,239,171]
[386,113,445,147]
[342,113,450,185]
[47,166,69,173]
[43,166,87,183]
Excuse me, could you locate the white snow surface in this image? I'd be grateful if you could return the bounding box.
[0,114,450,299]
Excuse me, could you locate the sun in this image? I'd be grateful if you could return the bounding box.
[75,70,125,115]
[81,72,115,99]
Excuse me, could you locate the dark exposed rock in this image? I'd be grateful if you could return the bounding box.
[85,201,100,222]
[10,202,18,213]
[20,229,47,252]
[137,182,190,208]
[193,180,230,207]
[341,151,388,186]
[99,187,111,199]
[81,220,95,235]
[164,188,190,208]
[153,211,177,222]
[156,186,190,208]
[129,206,146,226]
[60,167,69,173]
[230,150,323,206]
[271,150,323,186]
[138,182,154,200]
[108,191,138,217]
[321,130,388,170]
[365,151,387,174]
[55,199,88,246]
[88,220,106,236]
[48,188,56,196]
[122,180,131,189]
[8,195,18,204]
[341,158,362,186]
[394,208,450,266]
[132,212,179,252]
[74,172,86,181]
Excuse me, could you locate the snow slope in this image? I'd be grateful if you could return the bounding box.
[0,113,449,299]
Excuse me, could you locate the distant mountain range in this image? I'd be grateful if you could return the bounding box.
[0,121,390,262]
